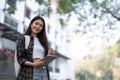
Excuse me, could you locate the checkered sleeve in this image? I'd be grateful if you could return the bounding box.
[17,36,27,66]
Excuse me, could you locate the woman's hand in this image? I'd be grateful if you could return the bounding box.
[32,59,44,67]
[48,48,55,55]
[32,59,48,67]
[24,60,42,67]
[32,59,41,67]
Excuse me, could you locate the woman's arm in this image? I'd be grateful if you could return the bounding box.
[24,59,45,67]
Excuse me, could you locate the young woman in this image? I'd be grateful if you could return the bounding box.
[16,16,54,80]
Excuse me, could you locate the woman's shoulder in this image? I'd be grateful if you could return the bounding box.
[18,35,24,39]
[17,35,30,40]
[17,35,25,42]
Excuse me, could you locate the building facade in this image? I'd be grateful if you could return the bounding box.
[0,0,75,80]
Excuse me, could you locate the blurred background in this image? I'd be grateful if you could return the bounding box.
[0,0,120,80]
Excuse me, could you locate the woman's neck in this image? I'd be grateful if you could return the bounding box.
[31,33,37,37]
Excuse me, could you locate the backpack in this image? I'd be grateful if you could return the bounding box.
[14,35,30,76]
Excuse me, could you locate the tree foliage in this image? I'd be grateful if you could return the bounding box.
[110,39,120,57]
[76,52,114,80]
[6,4,16,14]
[57,0,74,14]
[6,0,120,37]
[7,0,120,21]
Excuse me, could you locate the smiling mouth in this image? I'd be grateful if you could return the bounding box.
[35,29,40,32]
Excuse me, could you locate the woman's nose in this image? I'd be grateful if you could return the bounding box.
[36,25,40,28]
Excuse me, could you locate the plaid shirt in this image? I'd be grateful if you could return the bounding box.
[16,35,50,80]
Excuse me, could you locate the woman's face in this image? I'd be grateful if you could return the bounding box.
[31,19,44,35]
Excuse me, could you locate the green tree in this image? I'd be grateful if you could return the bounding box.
[95,55,113,80]
[71,0,120,43]
[110,39,120,57]
[109,39,120,80]
[76,68,96,80]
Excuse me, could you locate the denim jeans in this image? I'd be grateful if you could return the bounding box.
[33,66,48,80]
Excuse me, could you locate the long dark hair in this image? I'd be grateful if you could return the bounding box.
[25,16,49,53]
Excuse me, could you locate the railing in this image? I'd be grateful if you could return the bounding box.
[4,13,18,30]
[0,75,16,80]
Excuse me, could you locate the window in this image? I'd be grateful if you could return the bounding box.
[25,7,31,19]
[55,45,58,51]
[24,26,27,33]
[55,31,57,38]
[55,59,60,73]
[48,63,53,72]
[47,25,50,33]
[48,42,51,47]
[4,14,18,30]
[7,0,16,6]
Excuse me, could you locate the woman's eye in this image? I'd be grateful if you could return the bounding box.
[35,22,39,25]
[39,24,43,27]
[34,22,43,27]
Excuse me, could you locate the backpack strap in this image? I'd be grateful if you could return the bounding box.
[24,35,30,49]
[15,35,30,76]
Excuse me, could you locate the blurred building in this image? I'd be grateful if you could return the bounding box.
[0,0,75,80]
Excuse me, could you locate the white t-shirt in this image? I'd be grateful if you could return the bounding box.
[33,37,44,59]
